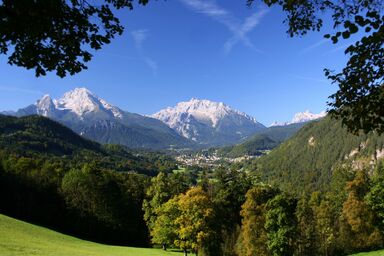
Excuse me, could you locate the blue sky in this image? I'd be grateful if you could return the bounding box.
[0,0,356,125]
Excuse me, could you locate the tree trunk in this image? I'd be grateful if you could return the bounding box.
[183,249,188,256]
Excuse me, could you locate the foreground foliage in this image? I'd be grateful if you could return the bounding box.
[248,0,384,135]
[351,250,384,256]
[0,0,149,77]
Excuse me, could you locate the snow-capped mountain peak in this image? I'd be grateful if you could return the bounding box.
[10,87,190,150]
[54,87,100,116]
[35,94,55,116]
[16,87,124,120]
[291,110,327,124]
[52,87,123,119]
[36,94,53,109]
[152,98,265,145]
[270,110,326,127]
[154,98,256,128]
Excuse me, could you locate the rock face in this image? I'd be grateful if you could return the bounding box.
[152,98,266,146]
[12,88,190,150]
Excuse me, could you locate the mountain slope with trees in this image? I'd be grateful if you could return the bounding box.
[250,116,384,195]
[1,114,384,255]
[0,114,180,246]
[218,122,306,157]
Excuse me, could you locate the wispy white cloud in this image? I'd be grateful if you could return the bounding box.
[143,57,158,76]
[0,86,43,95]
[300,39,328,54]
[131,29,148,50]
[180,0,229,18]
[324,43,351,55]
[223,10,267,54]
[131,29,158,75]
[179,0,267,54]
[289,74,329,84]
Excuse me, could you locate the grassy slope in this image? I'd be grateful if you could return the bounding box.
[0,214,183,256]
[351,251,384,256]
[1,210,383,256]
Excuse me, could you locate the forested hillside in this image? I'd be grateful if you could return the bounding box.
[250,116,384,194]
[2,114,384,256]
[0,114,179,246]
[0,115,177,173]
[218,122,305,157]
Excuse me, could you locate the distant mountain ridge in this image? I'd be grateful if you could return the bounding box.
[152,98,266,146]
[270,110,326,127]
[10,88,191,150]
[2,87,327,149]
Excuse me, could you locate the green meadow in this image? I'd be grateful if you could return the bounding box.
[1,212,384,256]
[351,251,384,256]
[0,214,188,256]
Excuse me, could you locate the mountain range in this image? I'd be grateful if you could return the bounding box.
[2,87,326,149]
[10,88,190,150]
[152,98,266,146]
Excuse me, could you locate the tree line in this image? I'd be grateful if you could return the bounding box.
[2,151,384,255]
[143,164,384,256]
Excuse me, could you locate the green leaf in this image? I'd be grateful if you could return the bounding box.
[342,31,350,39]
[349,24,358,34]
[355,15,365,26]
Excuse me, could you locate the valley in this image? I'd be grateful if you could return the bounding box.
[1,90,384,256]
[175,150,260,167]
[1,111,384,256]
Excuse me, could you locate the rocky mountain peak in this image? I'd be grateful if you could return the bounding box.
[35,94,56,116]
[152,98,265,145]
[270,110,327,127]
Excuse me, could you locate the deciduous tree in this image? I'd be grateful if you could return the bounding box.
[341,170,383,252]
[265,193,297,256]
[366,165,384,232]
[237,185,279,256]
[0,0,149,77]
[175,186,215,256]
[143,172,190,233]
[296,196,317,256]
[151,195,180,249]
